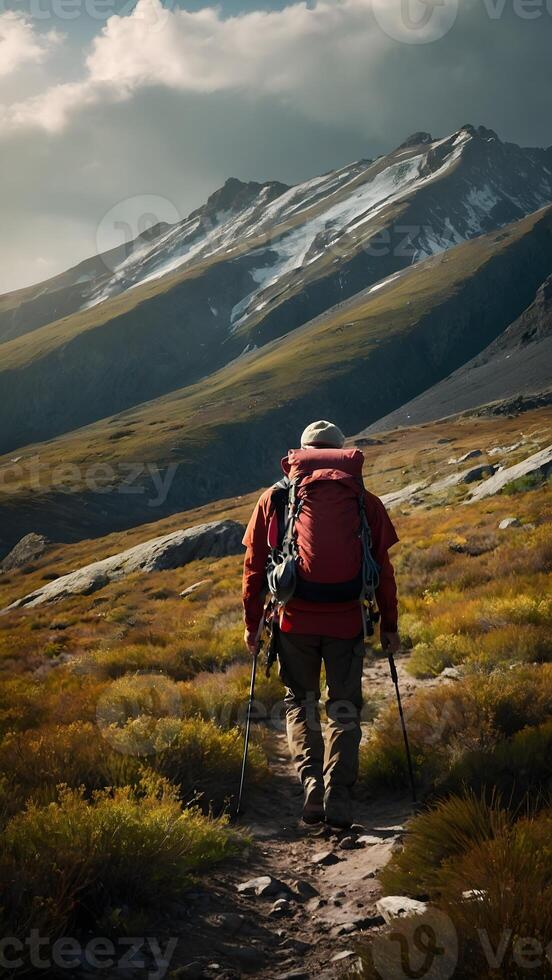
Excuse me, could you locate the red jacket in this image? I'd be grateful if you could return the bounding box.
[242,450,399,639]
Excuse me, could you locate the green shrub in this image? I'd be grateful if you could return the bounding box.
[0,677,46,739]
[407,633,473,678]
[360,804,552,980]
[0,722,142,805]
[91,643,191,680]
[0,779,241,958]
[445,718,552,804]
[359,665,552,794]
[381,791,509,898]
[114,717,268,812]
[181,662,284,726]
[502,471,551,495]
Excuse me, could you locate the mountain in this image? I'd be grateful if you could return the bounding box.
[357,272,552,431]
[1,125,552,454]
[1,204,551,551]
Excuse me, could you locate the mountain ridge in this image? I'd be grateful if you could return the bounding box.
[1,125,552,456]
[1,203,551,550]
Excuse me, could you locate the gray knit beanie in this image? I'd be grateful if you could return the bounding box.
[300,420,345,449]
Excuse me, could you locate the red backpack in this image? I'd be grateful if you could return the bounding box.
[266,448,380,621]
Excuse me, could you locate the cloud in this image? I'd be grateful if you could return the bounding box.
[0,0,412,132]
[0,10,62,78]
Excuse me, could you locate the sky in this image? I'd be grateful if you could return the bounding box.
[1,0,551,293]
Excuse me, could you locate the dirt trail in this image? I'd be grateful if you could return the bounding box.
[170,653,425,979]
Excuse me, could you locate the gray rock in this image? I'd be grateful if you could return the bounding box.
[291,879,319,899]
[457,449,483,463]
[180,579,210,598]
[468,445,552,502]
[280,938,312,954]
[237,875,290,897]
[231,946,265,967]
[376,896,429,923]
[440,666,461,680]
[312,850,340,866]
[381,481,425,510]
[499,517,521,529]
[338,836,357,850]
[269,899,293,917]
[217,913,244,934]
[4,520,244,610]
[462,464,496,484]
[356,835,382,847]
[0,532,49,573]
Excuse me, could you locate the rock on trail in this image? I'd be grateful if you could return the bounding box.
[3,520,244,611]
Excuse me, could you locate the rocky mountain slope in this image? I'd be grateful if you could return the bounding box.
[1,205,551,550]
[358,273,552,432]
[1,125,552,454]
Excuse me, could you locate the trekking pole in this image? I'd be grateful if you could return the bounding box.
[387,650,417,804]
[235,625,263,818]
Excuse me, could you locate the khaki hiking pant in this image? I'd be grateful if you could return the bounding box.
[277,631,365,792]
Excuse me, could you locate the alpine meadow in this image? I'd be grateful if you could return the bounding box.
[0,0,552,978]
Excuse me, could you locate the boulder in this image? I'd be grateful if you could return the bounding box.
[376,896,429,923]
[237,875,290,897]
[381,481,425,509]
[217,913,244,934]
[312,850,340,866]
[291,879,319,899]
[4,520,244,611]
[461,464,496,484]
[1,533,49,573]
[269,899,293,917]
[499,517,521,529]
[457,449,483,463]
[180,579,210,598]
[468,445,552,502]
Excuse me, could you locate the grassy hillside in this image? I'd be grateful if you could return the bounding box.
[0,407,550,975]
[1,206,551,549]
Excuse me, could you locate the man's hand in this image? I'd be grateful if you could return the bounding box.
[244,628,259,656]
[380,630,401,654]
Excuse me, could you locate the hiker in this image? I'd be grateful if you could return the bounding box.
[242,420,399,828]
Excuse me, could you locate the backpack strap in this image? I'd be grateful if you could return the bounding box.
[269,477,290,546]
[358,486,381,638]
[281,478,302,563]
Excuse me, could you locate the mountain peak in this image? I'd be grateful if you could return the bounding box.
[190,176,289,222]
[459,124,500,142]
[397,131,433,149]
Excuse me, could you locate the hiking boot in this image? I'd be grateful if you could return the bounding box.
[302,778,325,824]
[324,786,353,829]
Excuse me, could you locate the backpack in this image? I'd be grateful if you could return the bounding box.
[265,448,380,630]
